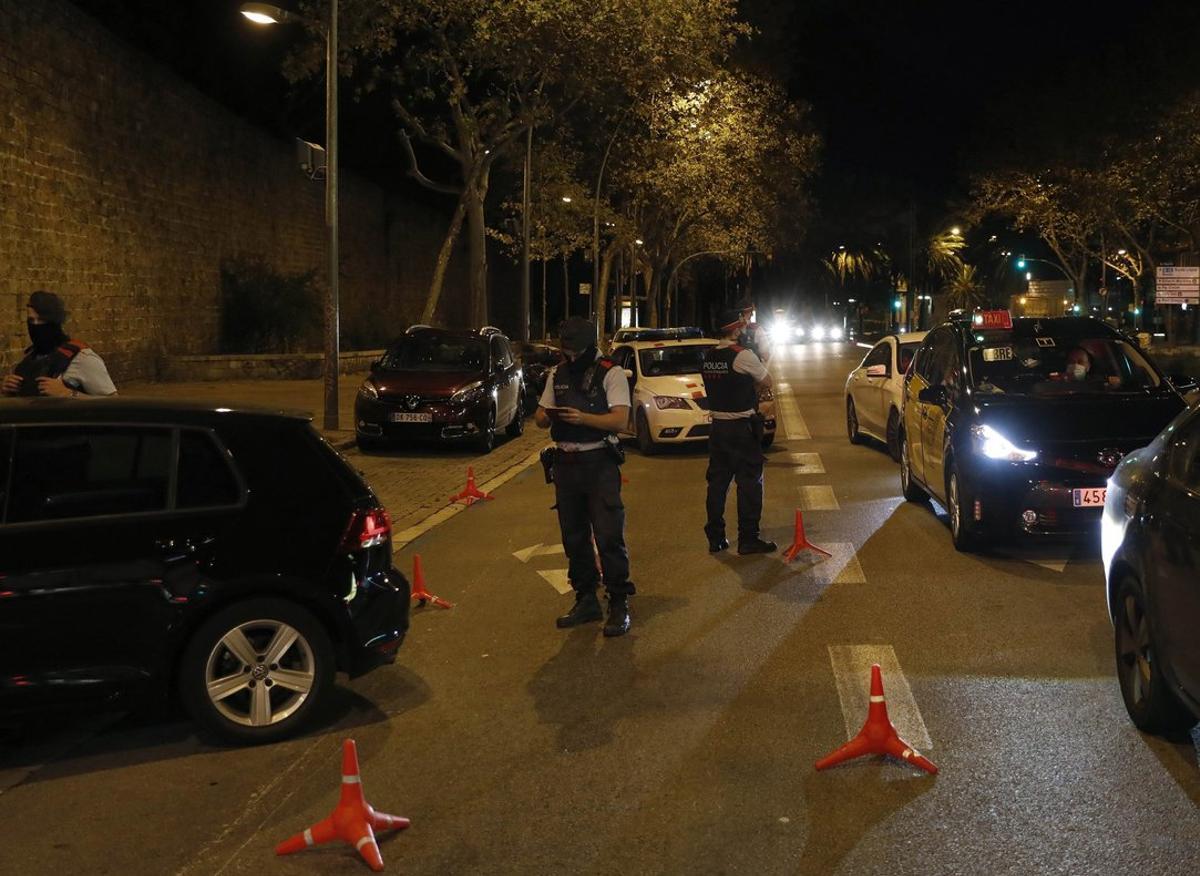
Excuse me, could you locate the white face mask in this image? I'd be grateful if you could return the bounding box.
[1067,363,1087,380]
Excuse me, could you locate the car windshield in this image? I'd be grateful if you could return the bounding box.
[968,332,1161,396]
[638,344,714,377]
[381,336,488,372]
[898,343,920,374]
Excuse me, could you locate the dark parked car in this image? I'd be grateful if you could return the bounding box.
[513,340,565,413]
[899,313,1190,551]
[1103,404,1200,737]
[355,326,524,452]
[0,399,409,744]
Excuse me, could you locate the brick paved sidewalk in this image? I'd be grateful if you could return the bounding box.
[121,376,550,536]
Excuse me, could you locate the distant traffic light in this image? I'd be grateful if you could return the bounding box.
[1016,257,1027,269]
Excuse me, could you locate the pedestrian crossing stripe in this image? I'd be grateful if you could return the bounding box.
[797,484,839,511]
[788,452,825,474]
[828,644,933,750]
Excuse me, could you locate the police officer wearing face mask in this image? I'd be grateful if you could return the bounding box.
[2,291,117,398]
[534,317,634,636]
[701,307,776,555]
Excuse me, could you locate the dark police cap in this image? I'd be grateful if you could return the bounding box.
[28,290,67,325]
[558,316,597,353]
[717,307,745,331]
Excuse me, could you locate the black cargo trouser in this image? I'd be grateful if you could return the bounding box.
[705,416,765,544]
[553,449,633,598]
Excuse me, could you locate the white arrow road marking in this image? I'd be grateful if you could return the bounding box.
[773,542,865,584]
[828,645,933,750]
[513,543,565,563]
[788,452,825,474]
[537,569,573,595]
[797,484,839,511]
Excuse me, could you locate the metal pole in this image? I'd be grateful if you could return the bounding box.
[520,126,532,341]
[592,112,626,325]
[323,0,340,431]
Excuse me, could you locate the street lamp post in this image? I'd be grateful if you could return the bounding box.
[521,125,532,341]
[241,2,340,431]
[592,110,628,325]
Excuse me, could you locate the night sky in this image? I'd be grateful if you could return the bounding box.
[70,0,1200,234]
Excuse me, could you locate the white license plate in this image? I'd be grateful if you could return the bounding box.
[389,412,432,423]
[1073,487,1107,507]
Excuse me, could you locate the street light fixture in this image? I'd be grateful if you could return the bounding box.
[561,196,572,203]
[241,1,342,431]
[634,238,644,246]
[950,226,962,236]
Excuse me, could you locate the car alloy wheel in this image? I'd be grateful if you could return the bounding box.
[948,466,981,552]
[180,598,333,744]
[886,408,901,461]
[478,406,496,452]
[506,393,525,438]
[846,398,862,444]
[1114,575,1194,736]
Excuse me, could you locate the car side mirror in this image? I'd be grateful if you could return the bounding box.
[865,364,888,378]
[1168,373,1199,394]
[918,385,947,405]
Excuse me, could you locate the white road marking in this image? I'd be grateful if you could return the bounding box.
[788,452,825,474]
[537,569,573,595]
[1028,557,1069,573]
[393,448,544,549]
[513,543,565,563]
[827,645,933,750]
[797,484,840,511]
[778,395,811,440]
[773,542,865,584]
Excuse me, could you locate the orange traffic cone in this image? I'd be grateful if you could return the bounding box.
[814,664,938,775]
[275,739,410,871]
[783,508,832,562]
[410,554,453,609]
[450,466,492,505]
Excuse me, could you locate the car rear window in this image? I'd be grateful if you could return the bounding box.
[177,430,242,509]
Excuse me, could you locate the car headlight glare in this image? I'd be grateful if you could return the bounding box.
[972,424,1037,462]
[830,327,844,340]
[811,326,826,341]
[358,380,379,400]
[451,380,486,405]
[654,395,691,410]
[794,326,806,338]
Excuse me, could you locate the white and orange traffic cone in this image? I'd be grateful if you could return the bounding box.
[782,508,832,562]
[814,664,938,775]
[450,466,492,505]
[409,554,453,609]
[275,739,411,871]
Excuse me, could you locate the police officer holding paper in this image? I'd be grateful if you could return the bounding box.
[701,307,776,555]
[534,317,634,637]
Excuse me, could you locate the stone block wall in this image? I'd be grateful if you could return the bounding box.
[0,0,465,382]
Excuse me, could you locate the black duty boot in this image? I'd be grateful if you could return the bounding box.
[603,597,631,637]
[738,537,778,555]
[708,536,730,553]
[556,590,603,628]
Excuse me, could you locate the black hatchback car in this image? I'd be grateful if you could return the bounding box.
[1102,405,1200,737]
[355,326,525,452]
[0,399,409,744]
[899,313,1190,551]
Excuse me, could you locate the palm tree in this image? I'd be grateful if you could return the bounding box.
[943,264,985,311]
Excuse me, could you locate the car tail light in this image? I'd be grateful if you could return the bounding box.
[342,507,392,551]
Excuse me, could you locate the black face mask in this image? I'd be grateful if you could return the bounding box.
[566,346,598,377]
[27,320,65,354]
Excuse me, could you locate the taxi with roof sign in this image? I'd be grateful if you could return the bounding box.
[606,337,777,454]
[897,310,1191,551]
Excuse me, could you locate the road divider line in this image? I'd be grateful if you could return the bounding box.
[393,448,544,549]
[797,484,839,511]
[827,645,933,750]
[788,452,825,474]
[778,395,811,440]
[773,542,865,585]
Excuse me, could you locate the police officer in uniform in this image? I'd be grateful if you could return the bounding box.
[1,291,117,398]
[701,308,776,555]
[534,317,634,636]
[738,301,770,363]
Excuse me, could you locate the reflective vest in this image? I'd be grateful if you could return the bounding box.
[701,345,758,413]
[14,340,87,397]
[550,357,619,444]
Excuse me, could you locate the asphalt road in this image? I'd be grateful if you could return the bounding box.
[3,343,1199,875]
